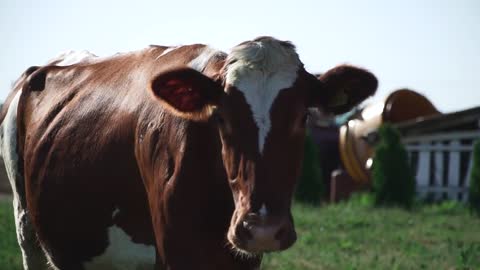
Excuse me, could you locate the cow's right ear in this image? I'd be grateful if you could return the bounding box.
[150,67,224,121]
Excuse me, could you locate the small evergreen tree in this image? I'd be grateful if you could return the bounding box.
[468,139,480,215]
[372,124,415,208]
[295,133,324,204]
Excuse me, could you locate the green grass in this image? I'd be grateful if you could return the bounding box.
[0,199,22,270]
[262,195,480,270]
[1,195,479,269]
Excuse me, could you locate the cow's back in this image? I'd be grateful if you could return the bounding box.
[12,48,173,269]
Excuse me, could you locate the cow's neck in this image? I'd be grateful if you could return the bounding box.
[139,117,237,265]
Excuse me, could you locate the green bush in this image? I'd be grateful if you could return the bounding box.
[468,139,480,215]
[295,133,324,204]
[372,124,415,209]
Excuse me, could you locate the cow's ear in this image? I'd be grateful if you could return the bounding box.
[150,67,224,121]
[310,65,378,114]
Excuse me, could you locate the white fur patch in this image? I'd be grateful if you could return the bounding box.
[0,90,51,270]
[1,90,29,267]
[188,46,219,72]
[83,225,155,270]
[157,46,179,59]
[52,50,96,66]
[225,39,300,153]
[1,90,22,201]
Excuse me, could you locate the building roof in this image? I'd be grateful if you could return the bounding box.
[394,106,480,137]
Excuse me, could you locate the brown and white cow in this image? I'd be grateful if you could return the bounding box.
[0,37,377,270]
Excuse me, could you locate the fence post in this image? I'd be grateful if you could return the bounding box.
[416,143,431,199]
[447,140,461,200]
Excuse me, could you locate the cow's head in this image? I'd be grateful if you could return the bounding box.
[150,37,377,255]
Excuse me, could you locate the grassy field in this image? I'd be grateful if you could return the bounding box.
[263,196,480,270]
[1,195,480,269]
[0,197,22,269]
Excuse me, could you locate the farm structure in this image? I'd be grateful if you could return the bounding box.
[398,107,480,201]
[309,89,479,202]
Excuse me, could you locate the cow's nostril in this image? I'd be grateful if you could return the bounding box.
[238,221,253,240]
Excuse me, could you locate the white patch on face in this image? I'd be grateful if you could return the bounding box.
[259,204,268,217]
[225,39,300,153]
[188,46,219,72]
[84,225,155,270]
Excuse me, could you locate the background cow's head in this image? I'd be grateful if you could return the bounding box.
[150,37,377,255]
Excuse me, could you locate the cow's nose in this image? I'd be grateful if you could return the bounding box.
[238,213,296,252]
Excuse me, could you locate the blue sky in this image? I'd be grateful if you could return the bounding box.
[1,0,479,112]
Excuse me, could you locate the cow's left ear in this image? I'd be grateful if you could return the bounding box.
[150,67,224,121]
[310,65,378,114]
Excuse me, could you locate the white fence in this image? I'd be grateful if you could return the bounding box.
[403,131,480,202]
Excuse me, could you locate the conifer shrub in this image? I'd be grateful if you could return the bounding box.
[295,133,324,204]
[468,139,480,215]
[372,124,415,208]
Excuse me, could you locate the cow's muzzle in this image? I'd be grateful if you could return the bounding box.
[228,211,296,254]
